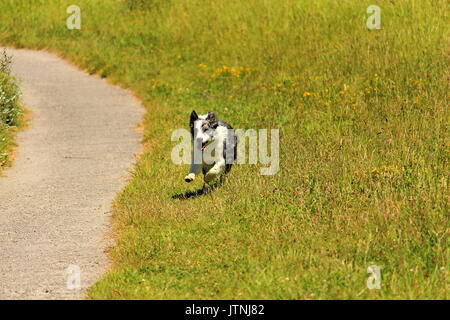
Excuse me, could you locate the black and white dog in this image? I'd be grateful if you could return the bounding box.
[184,110,237,191]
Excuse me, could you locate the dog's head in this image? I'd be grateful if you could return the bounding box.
[190,110,219,150]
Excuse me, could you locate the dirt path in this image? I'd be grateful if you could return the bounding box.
[0,48,143,299]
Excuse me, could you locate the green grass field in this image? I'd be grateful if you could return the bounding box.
[0,0,448,299]
[0,49,21,171]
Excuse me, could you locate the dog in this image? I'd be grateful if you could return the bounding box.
[184,110,237,192]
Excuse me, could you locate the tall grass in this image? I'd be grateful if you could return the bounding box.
[0,50,21,169]
[0,0,448,299]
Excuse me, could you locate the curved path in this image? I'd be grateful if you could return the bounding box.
[0,48,143,299]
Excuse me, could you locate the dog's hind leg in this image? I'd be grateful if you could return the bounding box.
[204,161,225,184]
[202,183,209,194]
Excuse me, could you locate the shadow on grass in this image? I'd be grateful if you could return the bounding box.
[171,188,207,200]
[171,179,225,200]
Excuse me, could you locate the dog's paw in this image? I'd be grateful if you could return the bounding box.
[184,173,195,182]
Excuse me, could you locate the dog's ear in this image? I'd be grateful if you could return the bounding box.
[206,112,218,128]
[190,110,198,121]
[190,110,198,127]
[189,110,198,136]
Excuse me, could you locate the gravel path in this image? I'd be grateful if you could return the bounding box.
[0,48,143,299]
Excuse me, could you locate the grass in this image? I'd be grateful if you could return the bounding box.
[0,0,448,299]
[0,49,22,171]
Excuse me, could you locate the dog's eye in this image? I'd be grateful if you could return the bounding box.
[202,123,208,130]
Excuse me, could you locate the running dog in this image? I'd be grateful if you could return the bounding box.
[184,110,237,192]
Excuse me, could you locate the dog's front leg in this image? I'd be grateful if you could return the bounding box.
[185,161,202,183]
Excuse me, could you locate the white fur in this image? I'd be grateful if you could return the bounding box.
[184,114,229,185]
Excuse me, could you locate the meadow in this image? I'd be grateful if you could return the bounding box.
[0,0,448,299]
[0,49,21,171]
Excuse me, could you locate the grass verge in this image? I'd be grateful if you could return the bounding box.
[0,0,448,299]
[0,49,22,172]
